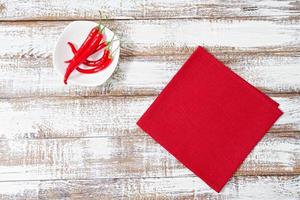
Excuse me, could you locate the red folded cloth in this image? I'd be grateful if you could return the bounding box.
[137,46,283,192]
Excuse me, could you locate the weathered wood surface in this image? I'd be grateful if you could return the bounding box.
[0,133,298,181]
[0,19,300,58]
[1,54,300,97]
[1,96,300,139]
[0,0,299,199]
[0,0,299,21]
[1,20,299,58]
[0,96,299,181]
[0,176,299,200]
[0,20,299,98]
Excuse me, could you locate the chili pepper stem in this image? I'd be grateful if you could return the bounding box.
[109,46,120,58]
[105,38,119,50]
[97,10,103,27]
[98,25,105,34]
[104,34,115,51]
[105,40,113,49]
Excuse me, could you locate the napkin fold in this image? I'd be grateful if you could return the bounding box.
[137,46,283,192]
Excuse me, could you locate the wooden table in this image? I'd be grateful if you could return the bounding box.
[0,1,299,199]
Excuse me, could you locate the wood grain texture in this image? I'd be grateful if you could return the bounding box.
[0,176,299,200]
[0,20,299,58]
[0,134,299,182]
[0,19,299,98]
[0,0,299,21]
[0,0,299,199]
[0,96,299,182]
[0,96,299,140]
[1,54,300,98]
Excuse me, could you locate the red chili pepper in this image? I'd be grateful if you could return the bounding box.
[64,27,104,84]
[82,48,110,67]
[76,46,119,74]
[76,49,109,73]
[65,41,107,65]
[67,42,77,55]
[77,35,114,66]
[95,41,107,52]
[75,25,100,58]
[77,57,112,74]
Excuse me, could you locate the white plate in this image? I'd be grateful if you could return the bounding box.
[53,21,120,86]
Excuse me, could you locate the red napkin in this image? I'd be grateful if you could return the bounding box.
[137,46,283,192]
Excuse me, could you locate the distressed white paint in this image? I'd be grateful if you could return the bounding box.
[0,0,299,199]
[0,176,298,199]
[1,55,300,98]
[0,20,299,98]
[0,135,298,181]
[129,20,299,48]
[0,0,298,20]
[0,20,299,59]
[0,96,299,140]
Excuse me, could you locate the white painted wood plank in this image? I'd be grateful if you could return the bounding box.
[0,96,299,140]
[0,176,298,199]
[0,20,298,59]
[0,20,299,97]
[0,96,298,180]
[0,134,298,181]
[0,0,299,21]
[1,55,300,98]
